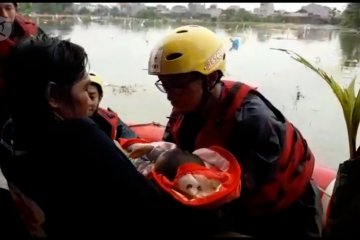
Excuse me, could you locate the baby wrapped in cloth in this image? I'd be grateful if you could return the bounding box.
[119,138,241,209]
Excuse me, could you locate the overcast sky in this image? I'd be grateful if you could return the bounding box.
[98,2,349,12]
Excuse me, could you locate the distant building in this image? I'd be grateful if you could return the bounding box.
[284,12,309,17]
[118,3,131,15]
[74,3,97,13]
[226,5,240,11]
[171,5,188,14]
[155,4,168,11]
[118,3,146,17]
[280,11,329,24]
[254,3,274,16]
[154,4,169,15]
[209,4,217,9]
[208,5,222,19]
[73,3,81,12]
[300,3,332,19]
[188,3,206,16]
[273,10,288,15]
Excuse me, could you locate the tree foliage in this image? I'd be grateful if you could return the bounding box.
[341,3,360,29]
[32,3,73,14]
[136,8,157,19]
[17,3,33,15]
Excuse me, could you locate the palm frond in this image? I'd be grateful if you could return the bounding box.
[272,48,360,159]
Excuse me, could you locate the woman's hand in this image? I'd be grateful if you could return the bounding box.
[127,143,155,159]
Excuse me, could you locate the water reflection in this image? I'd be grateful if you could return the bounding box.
[256,28,272,42]
[339,32,360,68]
[296,28,335,41]
[39,20,75,36]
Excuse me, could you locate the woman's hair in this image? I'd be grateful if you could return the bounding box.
[3,34,88,133]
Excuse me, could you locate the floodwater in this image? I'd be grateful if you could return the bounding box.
[39,19,360,169]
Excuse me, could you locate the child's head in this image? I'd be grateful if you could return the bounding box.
[154,148,204,180]
[88,72,103,116]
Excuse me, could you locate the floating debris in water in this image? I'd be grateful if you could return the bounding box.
[105,84,146,96]
[293,85,305,110]
[296,86,305,101]
[344,59,359,68]
[296,91,305,101]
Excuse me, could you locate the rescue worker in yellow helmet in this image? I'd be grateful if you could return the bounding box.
[87,72,137,140]
[148,25,321,237]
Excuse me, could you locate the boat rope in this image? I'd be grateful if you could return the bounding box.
[316,185,332,198]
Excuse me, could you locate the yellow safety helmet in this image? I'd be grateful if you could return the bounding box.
[89,72,104,89]
[148,25,226,76]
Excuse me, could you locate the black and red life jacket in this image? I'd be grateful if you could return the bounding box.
[0,14,38,91]
[96,107,119,140]
[0,14,38,60]
[167,80,315,214]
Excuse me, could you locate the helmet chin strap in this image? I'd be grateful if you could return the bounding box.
[194,74,221,113]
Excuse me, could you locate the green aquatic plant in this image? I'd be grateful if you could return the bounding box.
[274,48,360,159]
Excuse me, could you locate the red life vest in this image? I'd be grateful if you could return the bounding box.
[168,80,315,214]
[0,14,38,91]
[96,108,119,140]
[0,14,38,59]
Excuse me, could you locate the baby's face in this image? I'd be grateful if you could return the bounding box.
[177,174,221,199]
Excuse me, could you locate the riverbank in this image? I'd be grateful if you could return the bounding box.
[27,13,358,33]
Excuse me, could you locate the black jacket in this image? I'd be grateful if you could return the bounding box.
[324,158,360,239]
[0,171,30,238]
[1,118,168,237]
